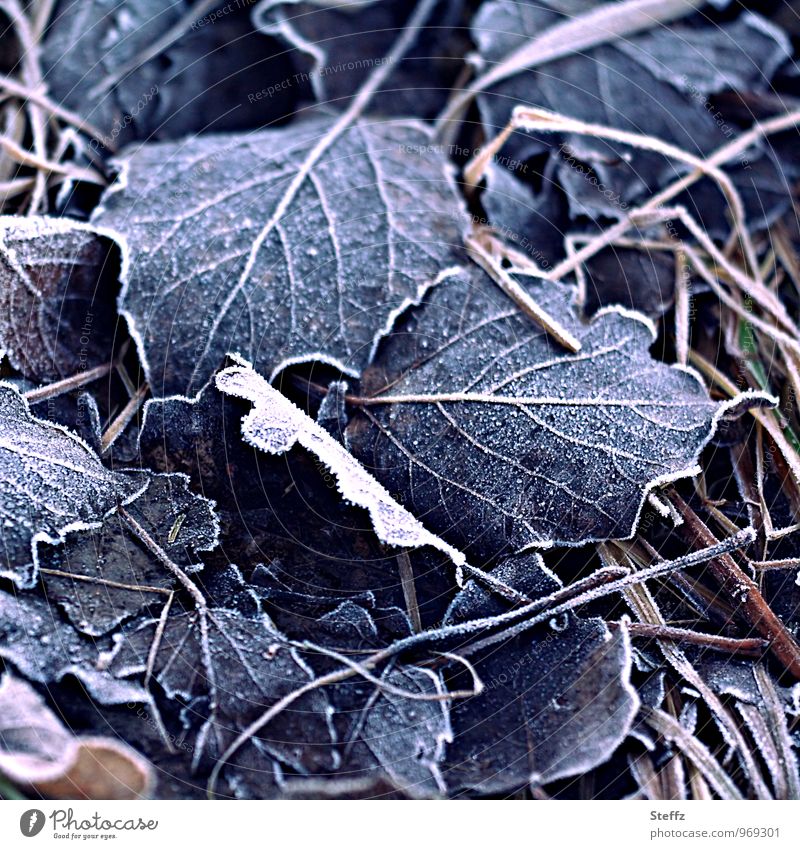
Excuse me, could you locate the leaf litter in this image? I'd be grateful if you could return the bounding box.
[0,0,799,801]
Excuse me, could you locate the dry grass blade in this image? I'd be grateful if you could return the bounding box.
[642,706,744,800]
[601,544,772,799]
[669,492,800,678]
[465,225,582,351]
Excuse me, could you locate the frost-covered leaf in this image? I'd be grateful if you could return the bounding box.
[42,472,220,635]
[0,674,154,798]
[347,265,768,557]
[253,0,464,118]
[110,599,338,776]
[0,589,146,705]
[43,1,297,148]
[441,554,638,794]
[0,384,144,587]
[471,1,792,225]
[42,1,182,148]
[0,216,120,383]
[138,377,455,619]
[340,664,452,798]
[92,117,467,396]
[295,598,452,797]
[215,359,465,566]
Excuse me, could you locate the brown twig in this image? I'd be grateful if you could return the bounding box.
[100,382,149,454]
[668,491,800,678]
[608,621,767,658]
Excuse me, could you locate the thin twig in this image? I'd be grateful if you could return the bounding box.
[610,621,767,657]
[397,551,422,634]
[39,567,172,596]
[23,363,112,404]
[668,491,800,678]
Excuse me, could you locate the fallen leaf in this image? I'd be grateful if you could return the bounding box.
[440,553,639,794]
[0,589,147,705]
[0,674,154,799]
[139,376,456,621]
[215,358,466,565]
[43,1,298,147]
[346,264,769,557]
[42,472,220,635]
[0,674,75,785]
[472,1,791,223]
[0,383,144,587]
[297,598,452,797]
[42,0,182,148]
[35,736,154,800]
[93,117,467,395]
[110,590,338,775]
[0,216,120,383]
[254,0,465,118]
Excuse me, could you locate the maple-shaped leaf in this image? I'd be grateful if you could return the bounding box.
[440,553,638,794]
[42,472,220,636]
[346,265,769,557]
[110,596,338,777]
[0,216,120,383]
[0,384,144,587]
[92,117,467,396]
[215,359,466,566]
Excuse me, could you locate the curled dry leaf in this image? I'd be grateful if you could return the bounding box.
[0,673,74,785]
[92,117,467,396]
[35,737,154,800]
[215,358,466,566]
[347,265,772,557]
[0,383,145,587]
[0,674,154,799]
